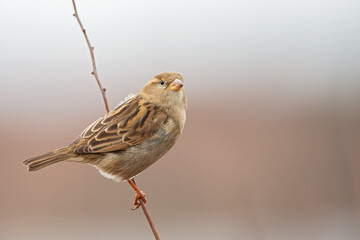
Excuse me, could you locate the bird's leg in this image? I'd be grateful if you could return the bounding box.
[127,179,147,210]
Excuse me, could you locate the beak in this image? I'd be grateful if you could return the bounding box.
[168,79,184,91]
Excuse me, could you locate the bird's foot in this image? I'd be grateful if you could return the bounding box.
[127,179,147,210]
[132,190,146,210]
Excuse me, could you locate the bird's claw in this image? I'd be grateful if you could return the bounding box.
[131,191,146,210]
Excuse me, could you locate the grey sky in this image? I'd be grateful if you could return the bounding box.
[1,0,359,110]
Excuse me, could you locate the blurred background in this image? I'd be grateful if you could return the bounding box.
[1,0,359,239]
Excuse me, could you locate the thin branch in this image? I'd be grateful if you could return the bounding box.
[71,1,160,239]
[72,0,109,113]
[132,179,160,240]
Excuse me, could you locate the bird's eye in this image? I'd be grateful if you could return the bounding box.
[160,80,165,85]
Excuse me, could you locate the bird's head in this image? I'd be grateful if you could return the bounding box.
[141,72,187,109]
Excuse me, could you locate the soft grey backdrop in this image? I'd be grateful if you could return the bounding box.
[1,0,359,239]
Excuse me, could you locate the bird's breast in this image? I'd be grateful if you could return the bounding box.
[96,118,181,180]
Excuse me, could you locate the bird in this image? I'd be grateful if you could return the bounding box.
[23,72,187,208]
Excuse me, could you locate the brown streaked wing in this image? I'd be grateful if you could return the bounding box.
[73,95,168,154]
[81,117,104,139]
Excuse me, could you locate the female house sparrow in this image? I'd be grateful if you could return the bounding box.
[23,72,187,207]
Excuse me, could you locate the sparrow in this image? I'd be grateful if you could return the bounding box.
[23,72,187,208]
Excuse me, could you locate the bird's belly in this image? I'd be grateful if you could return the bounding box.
[94,125,180,181]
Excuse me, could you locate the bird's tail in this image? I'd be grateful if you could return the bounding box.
[23,148,74,171]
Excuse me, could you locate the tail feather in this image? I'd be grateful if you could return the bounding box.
[23,151,70,171]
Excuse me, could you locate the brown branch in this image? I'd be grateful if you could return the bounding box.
[71,1,160,239]
[72,0,109,113]
[131,179,160,240]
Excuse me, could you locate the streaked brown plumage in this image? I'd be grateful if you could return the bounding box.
[23,72,187,185]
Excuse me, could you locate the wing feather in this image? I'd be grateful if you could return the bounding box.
[73,95,167,154]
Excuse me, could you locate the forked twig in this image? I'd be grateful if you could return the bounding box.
[71,1,160,239]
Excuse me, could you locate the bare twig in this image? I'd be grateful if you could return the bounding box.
[71,1,160,239]
[72,0,109,113]
[131,179,160,240]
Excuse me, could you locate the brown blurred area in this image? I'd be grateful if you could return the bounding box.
[1,0,360,239]
[1,96,359,239]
